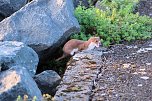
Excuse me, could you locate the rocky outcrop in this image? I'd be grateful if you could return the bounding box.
[95,0,107,11]
[135,0,152,17]
[0,0,28,21]
[34,70,61,95]
[73,0,89,8]
[95,0,117,11]
[0,0,80,60]
[54,39,152,100]
[54,49,103,100]
[0,66,43,101]
[0,41,38,77]
[73,0,98,8]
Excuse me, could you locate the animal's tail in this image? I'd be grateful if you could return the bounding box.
[56,53,67,61]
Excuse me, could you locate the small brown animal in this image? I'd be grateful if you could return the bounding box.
[56,37,101,61]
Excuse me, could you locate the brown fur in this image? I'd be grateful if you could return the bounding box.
[56,37,100,61]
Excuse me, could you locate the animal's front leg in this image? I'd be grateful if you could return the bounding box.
[70,48,79,56]
[74,50,80,55]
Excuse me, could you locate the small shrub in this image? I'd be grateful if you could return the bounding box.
[16,95,22,101]
[16,95,37,101]
[47,59,68,77]
[72,0,152,46]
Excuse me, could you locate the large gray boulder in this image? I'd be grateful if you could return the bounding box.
[0,0,80,60]
[0,41,38,77]
[34,70,61,95]
[0,0,28,21]
[0,66,43,101]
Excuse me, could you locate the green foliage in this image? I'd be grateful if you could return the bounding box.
[72,0,152,46]
[16,94,53,101]
[32,96,37,101]
[47,59,67,76]
[39,48,69,77]
[16,95,22,101]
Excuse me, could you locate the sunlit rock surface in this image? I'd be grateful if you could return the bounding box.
[0,0,80,60]
[0,41,38,77]
[54,40,152,101]
[0,66,43,101]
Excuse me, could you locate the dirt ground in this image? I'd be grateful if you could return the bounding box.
[92,40,152,101]
[135,0,152,17]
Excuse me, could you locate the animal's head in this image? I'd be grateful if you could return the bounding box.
[88,37,101,48]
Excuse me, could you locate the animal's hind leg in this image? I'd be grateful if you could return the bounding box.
[56,53,68,61]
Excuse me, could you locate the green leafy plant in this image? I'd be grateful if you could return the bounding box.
[16,95,37,101]
[16,95,22,101]
[72,0,152,46]
[47,59,68,77]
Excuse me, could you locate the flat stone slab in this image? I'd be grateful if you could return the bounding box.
[54,50,103,101]
[54,40,152,101]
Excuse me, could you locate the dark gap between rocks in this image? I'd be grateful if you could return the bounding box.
[89,55,107,101]
[1,63,9,71]
[37,49,70,77]
[0,14,5,22]
[36,38,72,77]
